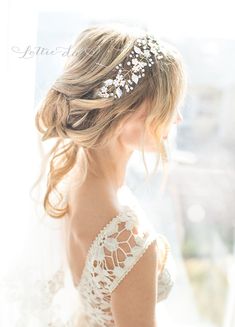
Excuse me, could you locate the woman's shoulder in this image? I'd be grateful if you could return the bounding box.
[67,181,172,280]
[67,179,122,238]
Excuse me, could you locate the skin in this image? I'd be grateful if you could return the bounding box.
[67,100,183,284]
[66,100,183,326]
[81,100,183,195]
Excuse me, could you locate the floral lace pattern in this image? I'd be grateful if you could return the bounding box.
[76,204,175,327]
[0,204,174,327]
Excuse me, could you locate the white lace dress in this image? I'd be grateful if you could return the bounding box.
[74,204,175,327]
[0,188,175,327]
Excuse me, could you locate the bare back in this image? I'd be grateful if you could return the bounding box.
[65,176,122,287]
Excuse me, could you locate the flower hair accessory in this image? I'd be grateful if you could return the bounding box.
[96,34,166,99]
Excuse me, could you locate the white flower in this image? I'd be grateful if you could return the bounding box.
[132,59,147,74]
[107,221,119,235]
[96,34,165,99]
[101,86,107,92]
[104,238,119,251]
[148,40,159,55]
[119,214,129,222]
[143,49,151,58]
[114,73,125,85]
[132,66,140,73]
[104,79,113,86]
[140,38,147,45]
[125,220,134,230]
[132,58,139,66]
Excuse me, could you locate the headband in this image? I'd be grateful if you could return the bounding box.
[95,34,167,99]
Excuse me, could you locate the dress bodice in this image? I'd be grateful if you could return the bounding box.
[75,204,175,327]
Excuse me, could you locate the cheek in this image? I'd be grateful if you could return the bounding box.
[118,119,158,152]
[118,120,141,149]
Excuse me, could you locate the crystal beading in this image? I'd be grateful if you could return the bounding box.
[96,34,166,99]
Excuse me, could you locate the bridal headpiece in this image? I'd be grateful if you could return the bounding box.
[96,34,167,99]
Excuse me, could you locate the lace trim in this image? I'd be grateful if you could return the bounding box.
[76,204,172,290]
[109,236,157,293]
[76,204,130,288]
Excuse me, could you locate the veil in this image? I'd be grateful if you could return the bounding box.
[0,136,84,327]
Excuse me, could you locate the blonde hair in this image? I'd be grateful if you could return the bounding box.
[34,23,187,219]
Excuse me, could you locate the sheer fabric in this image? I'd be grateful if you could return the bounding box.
[0,185,175,327]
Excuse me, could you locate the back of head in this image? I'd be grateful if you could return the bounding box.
[34,22,187,219]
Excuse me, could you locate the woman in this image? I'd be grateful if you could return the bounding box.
[34,23,187,326]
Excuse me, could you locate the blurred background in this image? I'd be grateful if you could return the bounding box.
[0,0,234,326]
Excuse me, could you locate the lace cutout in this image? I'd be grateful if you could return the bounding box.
[75,204,175,327]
